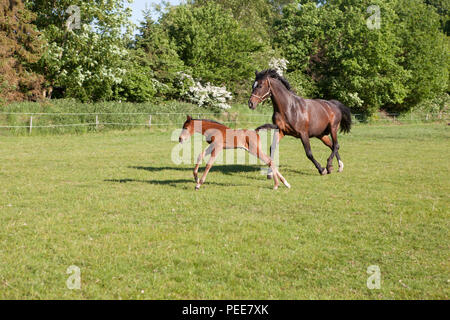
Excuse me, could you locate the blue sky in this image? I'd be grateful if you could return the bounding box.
[129,0,182,25]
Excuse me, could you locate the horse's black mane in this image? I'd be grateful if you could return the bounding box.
[256,69,293,92]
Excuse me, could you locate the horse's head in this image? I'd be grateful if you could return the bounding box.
[179,115,194,143]
[248,70,272,110]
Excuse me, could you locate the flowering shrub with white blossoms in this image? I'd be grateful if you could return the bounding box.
[44,24,128,101]
[176,72,232,110]
[269,57,289,76]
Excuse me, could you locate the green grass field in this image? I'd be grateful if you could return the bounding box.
[0,123,448,299]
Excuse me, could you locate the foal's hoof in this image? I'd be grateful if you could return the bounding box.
[273,185,279,190]
[267,173,274,180]
[195,184,201,191]
[320,168,328,175]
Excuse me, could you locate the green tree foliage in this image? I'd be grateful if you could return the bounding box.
[27,0,133,101]
[191,0,295,43]
[113,49,157,103]
[2,0,447,114]
[133,11,186,99]
[159,2,264,92]
[425,0,450,35]
[395,0,449,109]
[0,0,44,102]
[274,0,448,114]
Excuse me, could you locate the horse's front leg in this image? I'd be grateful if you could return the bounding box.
[300,134,326,175]
[193,145,213,183]
[196,146,220,190]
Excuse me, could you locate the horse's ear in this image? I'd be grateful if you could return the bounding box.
[187,115,192,121]
[255,70,259,76]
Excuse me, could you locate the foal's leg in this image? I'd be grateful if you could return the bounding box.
[300,133,326,175]
[267,130,284,179]
[196,146,221,190]
[193,144,214,183]
[249,145,280,190]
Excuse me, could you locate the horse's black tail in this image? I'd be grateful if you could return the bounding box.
[331,100,352,134]
[255,123,278,133]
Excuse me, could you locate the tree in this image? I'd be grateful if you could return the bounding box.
[159,2,264,93]
[0,0,45,102]
[192,0,295,43]
[424,0,450,35]
[133,11,186,99]
[274,0,448,114]
[395,0,448,109]
[27,0,133,101]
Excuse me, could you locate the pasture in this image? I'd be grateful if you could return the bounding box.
[0,123,448,299]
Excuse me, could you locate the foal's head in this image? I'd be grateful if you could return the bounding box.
[179,115,194,143]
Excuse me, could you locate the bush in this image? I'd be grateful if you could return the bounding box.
[114,51,157,103]
[176,72,232,110]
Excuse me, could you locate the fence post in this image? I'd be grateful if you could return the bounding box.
[149,115,152,129]
[96,115,99,130]
[29,116,33,134]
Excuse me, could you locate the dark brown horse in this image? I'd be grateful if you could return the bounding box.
[248,69,352,177]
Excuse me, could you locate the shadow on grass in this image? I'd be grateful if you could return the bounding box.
[130,164,262,175]
[105,178,250,188]
[283,168,316,176]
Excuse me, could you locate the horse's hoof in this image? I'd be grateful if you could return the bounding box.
[338,161,344,173]
[327,166,333,174]
[321,168,328,175]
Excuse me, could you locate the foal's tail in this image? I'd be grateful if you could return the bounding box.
[331,100,352,134]
[255,123,278,133]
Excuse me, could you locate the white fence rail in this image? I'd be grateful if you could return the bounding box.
[0,112,271,131]
[0,112,448,131]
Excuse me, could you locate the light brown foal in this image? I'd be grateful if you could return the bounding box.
[178,116,290,190]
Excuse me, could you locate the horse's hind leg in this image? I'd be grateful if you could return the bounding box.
[267,130,284,179]
[301,134,326,175]
[319,135,333,172]
[319,134,343,173]
[249,139,289,190]
[329,127,343,173]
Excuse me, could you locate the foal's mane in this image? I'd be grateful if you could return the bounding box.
[256,69,293,93]
[192,118,230,129]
